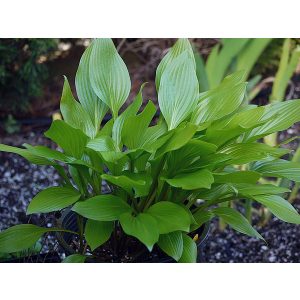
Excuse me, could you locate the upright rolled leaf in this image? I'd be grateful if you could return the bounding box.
[89,39,131,119]
[156,38,195,91]
[60,77,96,138]
[75,43,108,131]
[158,51,199,130]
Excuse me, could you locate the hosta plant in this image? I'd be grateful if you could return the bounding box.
[1,38,300,263]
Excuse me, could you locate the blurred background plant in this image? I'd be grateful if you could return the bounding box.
[0,39,58,115]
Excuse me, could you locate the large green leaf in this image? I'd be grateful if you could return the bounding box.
[204,106,266,146]
[156,38,195,91]
[60,77,96,138]
[62,254,86,263]
[147,202,191,234]
[252,159,300,182]
[219,143,289,165]
[191,75,247,127]
[72,195,131,221]
[0,144,51,165]
[253,194,300,224]
[178,234,197,263]
[163,169,214,190]
[84,220,114,251]
[119,212,159,251]
[23,144,70,163]
[158,51,199,130]
[45,120,89,159]
[27,187,81,214]
[157,231,183,261]
[75,43,108,131]
[244,99,300,141]
[89,39,131,119]
[0,225,49,253]
[212,207,264,240]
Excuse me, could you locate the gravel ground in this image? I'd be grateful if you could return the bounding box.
[1,131,300,262]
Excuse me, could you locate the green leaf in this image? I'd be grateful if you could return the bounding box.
[236,38,272,78]
[0,144,51,165]
[72,195,131,221]
[252,194,300,224]
[112,83,145,148]
[244,99,300,141]
[154,122,198,158]
[252,159,300,182]
[191,76,247,127]
[206,38,249,88]
[119,212,159,251]
[214,171,261,184]
[194,50,209,92]
[163,169,214,190]
[212,207,264,240]
[157,231,183,261]
[122,101,157,149]
[147,202,191,234]
[178,234,197,263]
[85,220,114,251]
[156,38,195,91]
[27,187,81,214]
[166,139,217,174]
[219,143,290,165]
[62,254,86,263]
[234,183,290,197]
[87,135,118,152]
[60,77,96,138]
[45,120,89,159]
[204,106,266,146]
[192,210,213,231]
[75,43,108,131]
[89,39,131,119]
[0,225,49,253]
[158,51,199,130]
[102,172,151,197]
[23,144,70,163]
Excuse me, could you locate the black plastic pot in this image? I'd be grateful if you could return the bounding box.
[56,209,210,263]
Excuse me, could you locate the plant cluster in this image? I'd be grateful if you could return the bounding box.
[1,39,300,263]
